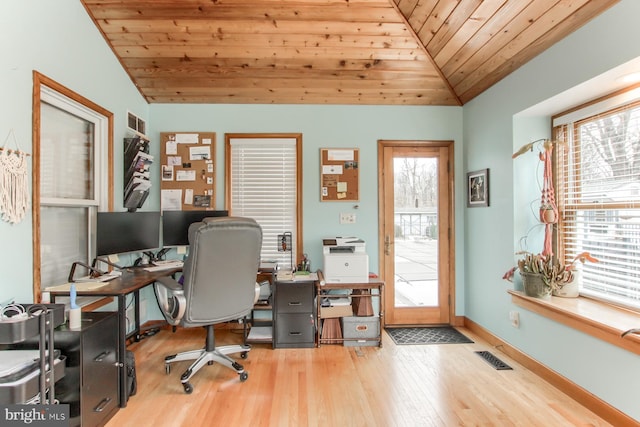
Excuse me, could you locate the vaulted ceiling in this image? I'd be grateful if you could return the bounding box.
[81,0,619,105]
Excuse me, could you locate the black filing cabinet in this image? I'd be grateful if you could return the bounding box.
[55,311,119,427]
[273,279,316,348]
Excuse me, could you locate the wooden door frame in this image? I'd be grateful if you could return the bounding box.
[377,140,456,326]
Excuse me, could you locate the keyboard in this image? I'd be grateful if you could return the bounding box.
[144,261,183,272]
[152,259,182,266]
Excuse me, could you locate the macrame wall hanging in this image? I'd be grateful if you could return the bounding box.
[538,140,558,256]
[0,129,30,224]
[512,138,559,256]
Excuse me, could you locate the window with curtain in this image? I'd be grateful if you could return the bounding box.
[226,134,302,270]
[555,90,640,310]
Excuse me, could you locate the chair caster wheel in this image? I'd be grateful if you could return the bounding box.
[241,351,248,359]
[183,383,193,394]
[239,371,248,382]
[165,364,171,375]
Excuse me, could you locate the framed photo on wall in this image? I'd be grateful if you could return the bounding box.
[467,168,489,207]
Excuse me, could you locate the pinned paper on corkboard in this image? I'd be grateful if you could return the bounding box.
[320,148,359,202]
[160,132,216,211]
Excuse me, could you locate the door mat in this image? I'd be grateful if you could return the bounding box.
[385,326,474,345]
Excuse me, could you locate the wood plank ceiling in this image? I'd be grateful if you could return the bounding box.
[81,0,619,105]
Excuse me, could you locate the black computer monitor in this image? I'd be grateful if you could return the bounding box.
[96,211,161,256]
[161,210,229,247]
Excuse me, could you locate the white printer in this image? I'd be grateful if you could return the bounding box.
[322,237,369,283]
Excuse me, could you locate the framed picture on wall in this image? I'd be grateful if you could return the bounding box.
[467,168,489,207]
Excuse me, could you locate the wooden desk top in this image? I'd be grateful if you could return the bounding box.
[315,270,384,290]
[318,280,384,290]
[47,267,181,297]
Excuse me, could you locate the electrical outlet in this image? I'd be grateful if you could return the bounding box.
[340,213,356,224]
[509,310,520,328]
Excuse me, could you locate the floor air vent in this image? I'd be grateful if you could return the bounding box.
[475,351,513,370]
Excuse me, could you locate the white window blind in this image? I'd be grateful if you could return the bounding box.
[229,138,298,269]
[39,88,108,287]
[556,100,640,309]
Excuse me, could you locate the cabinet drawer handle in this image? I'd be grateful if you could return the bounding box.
[94,397,112,412]
[289,332,301,336]
[94,351,110,362]
[288,302,301,306]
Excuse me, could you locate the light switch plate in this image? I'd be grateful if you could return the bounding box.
[509,310,520,328]
[340,213,356,224]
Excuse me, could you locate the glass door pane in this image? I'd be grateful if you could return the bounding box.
[380,142,451,326]
[393,157,439,308]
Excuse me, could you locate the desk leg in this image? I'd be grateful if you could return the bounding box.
[117,294,127,408]
[134,290,141,341]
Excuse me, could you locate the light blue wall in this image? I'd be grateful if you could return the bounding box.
[147,104,463,274]
[463,0,640,420]
[0,0,149,303]
[142,104,464,320]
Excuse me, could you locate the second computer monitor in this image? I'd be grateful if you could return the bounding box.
[161,210,229,247]
[96,211,161,257]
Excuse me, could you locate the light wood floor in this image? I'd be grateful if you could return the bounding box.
[106,325,612,427]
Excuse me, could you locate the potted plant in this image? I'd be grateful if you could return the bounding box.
[552,252,599,298]
[502,252,572,299]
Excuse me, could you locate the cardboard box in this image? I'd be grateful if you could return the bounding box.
[319,304,353,319]
[341,315,379,347]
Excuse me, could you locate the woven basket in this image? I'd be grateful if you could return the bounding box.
[521,272,551,299]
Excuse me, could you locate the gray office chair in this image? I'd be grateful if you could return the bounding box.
[154,216,262,393]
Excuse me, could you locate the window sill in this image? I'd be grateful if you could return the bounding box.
[508,290,640,355]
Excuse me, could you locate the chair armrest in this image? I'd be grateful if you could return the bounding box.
[154,276,186,326]
[156,275,184,293]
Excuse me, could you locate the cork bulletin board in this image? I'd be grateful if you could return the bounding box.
[160,132,216,211]
[320,148,359,202]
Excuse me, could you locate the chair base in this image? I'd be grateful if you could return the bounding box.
[165,326,251,393]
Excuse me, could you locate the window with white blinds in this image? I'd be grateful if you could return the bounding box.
[227,135,301,269]
[38,87,109,288]
[555,96,640,310]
